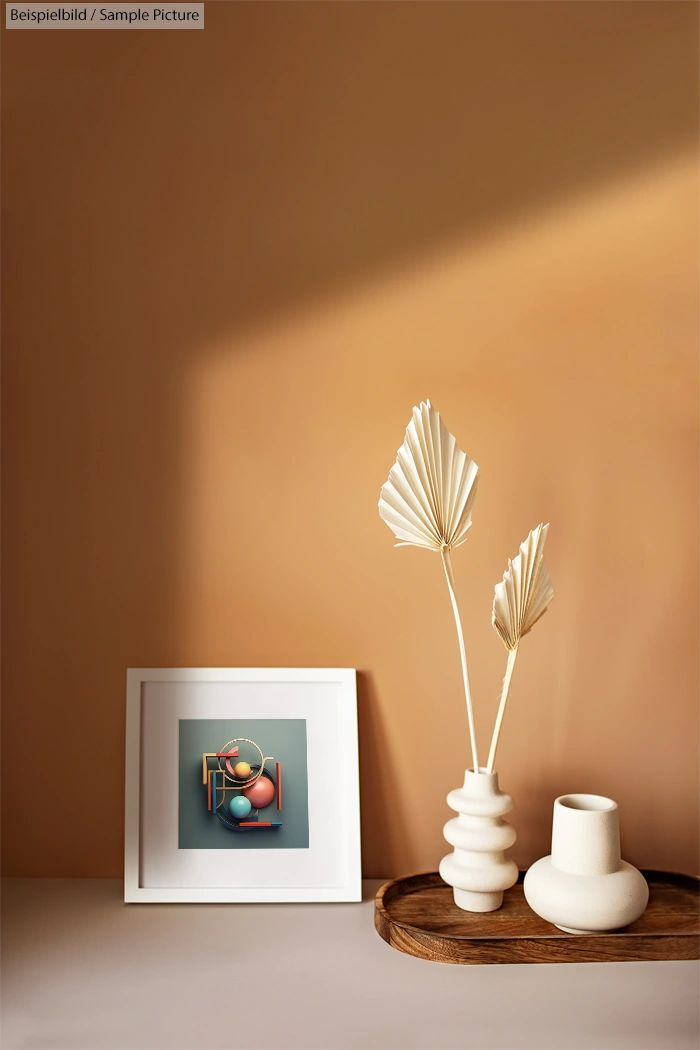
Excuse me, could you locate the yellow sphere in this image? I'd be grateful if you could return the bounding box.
[233,761,251,778]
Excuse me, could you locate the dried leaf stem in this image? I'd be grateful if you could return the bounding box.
[441,547,480,774]
[486,646,518,774]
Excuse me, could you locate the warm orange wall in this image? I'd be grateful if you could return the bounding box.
[2,2,698,878]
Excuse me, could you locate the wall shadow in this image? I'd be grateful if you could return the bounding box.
[356,671,411,879]
[3,5,698,347]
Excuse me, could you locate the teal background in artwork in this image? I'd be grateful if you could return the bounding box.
[178,719,309,850]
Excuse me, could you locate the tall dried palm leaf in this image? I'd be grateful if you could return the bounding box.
[379,401,481,772]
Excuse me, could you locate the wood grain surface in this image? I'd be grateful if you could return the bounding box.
[374,871,699,965]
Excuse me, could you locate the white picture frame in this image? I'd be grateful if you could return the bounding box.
[124,667,361,903]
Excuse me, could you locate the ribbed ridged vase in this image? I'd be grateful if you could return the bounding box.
[439,768,519,912]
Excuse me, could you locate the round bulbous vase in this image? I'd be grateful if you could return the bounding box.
[523,793,649,934]
[439,769,519,912]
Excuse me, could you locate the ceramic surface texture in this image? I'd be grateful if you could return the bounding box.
[439,769,518,912]
[524,793,649,934]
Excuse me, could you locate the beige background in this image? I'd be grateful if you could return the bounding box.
[2,2,698,879]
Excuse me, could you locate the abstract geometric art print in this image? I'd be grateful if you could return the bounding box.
[205,736,281,831]
[178,719,309,850]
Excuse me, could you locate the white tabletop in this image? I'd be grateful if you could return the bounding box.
[1,878,698,1050]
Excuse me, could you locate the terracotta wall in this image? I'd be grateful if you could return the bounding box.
[2,2,698,878]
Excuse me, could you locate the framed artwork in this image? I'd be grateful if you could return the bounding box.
[124,667,361,903]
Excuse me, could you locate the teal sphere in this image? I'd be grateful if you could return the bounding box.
[229,796,252,820]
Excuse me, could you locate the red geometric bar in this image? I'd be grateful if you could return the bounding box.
[238,822,282,827]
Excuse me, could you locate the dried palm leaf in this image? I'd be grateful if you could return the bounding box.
[379,401,481,772]
[492,523,553,650]
[486,524,554,772]
[378,401,479,552]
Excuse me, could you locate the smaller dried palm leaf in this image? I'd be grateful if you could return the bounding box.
[492,524,554,650]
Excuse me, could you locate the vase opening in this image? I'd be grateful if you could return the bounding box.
[557,794,615,812]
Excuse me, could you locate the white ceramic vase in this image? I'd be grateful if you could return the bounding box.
[523,793,649,933]
[439,769,519,912]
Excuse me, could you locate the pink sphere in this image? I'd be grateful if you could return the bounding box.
[243,777,276,810]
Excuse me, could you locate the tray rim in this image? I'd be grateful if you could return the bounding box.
[375,868,700,944]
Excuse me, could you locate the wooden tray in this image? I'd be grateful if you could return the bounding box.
[375,870,699,964]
